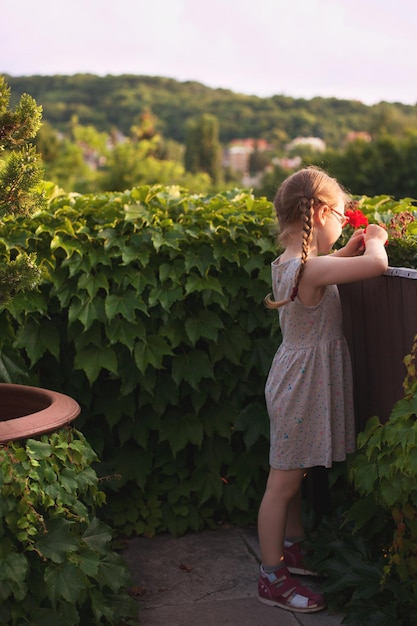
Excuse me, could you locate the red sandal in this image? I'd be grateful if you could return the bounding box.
[284,541,319,576]
[258,566,325,613]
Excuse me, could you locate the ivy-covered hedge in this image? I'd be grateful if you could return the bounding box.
[0,185,416,538]
[0,185,278,536]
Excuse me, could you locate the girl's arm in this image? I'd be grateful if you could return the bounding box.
[305,224,388,288]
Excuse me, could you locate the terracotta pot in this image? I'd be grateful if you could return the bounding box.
[0,383,80,443]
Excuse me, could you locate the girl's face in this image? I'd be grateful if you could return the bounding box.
[318,196,346,253]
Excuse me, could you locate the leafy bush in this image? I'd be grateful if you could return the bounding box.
[0,185,277,536]
[0,427,137,625]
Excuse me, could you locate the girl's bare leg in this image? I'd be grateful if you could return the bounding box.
[257,467,305,567]
[285,482,305,540]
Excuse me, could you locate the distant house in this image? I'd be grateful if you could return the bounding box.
[222,138,273,175]
[346,131,372,143]
[272,156,302,170]
[286,136,326,152]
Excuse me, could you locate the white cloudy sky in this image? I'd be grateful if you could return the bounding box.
[1,0,416,105]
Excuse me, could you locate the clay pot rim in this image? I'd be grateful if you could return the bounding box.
[0,383,80,443]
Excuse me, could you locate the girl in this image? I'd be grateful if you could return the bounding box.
[257,166,388,613]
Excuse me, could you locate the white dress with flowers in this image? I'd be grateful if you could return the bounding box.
[265,257,356,470]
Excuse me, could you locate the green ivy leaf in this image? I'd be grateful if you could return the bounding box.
[0,347,31,383]
[185,310,224,344]
[74,546,100,577]
[107,316,145,348]
[209,325,251,364]
[121,243,151,267]
[160,413,204,457]
[134,335,173,373]
[68,296,106,330]
[26,440,53,460]
[171,350,214,389]
[77,271,109,298]
[34,519,79,564]
[97,552,131,589]
[235,402,269,448]
[6,290,49,318]
[183,244,216,275]
[185,274,223,295]
[59,468,79,493]
[44,561,86,604]
[50,235,82,259]
[151,228,186,252]
[15,319,60,365]
[82,517,112,552]
[74,344,118,383]
[192,467,223,504]
[105,290,147,321]
[0,552,28,593]
[148,284,184,311]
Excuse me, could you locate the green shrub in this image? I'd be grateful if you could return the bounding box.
[0,184,278,536]
[0,427,137,625]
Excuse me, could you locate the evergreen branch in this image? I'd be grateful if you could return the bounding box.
[0,145,45,217]
[0,253,42,306]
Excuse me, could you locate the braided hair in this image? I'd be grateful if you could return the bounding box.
[264,166,347,309]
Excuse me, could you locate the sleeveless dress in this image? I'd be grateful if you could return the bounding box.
[265,257,356,470]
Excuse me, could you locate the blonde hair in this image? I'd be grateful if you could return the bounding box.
[265,166,348,309]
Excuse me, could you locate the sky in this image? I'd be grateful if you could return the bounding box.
[1,0,417,106]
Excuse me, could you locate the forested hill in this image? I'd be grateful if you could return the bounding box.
[5,73,417,148]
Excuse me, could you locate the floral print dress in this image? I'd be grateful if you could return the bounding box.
[265,257,356,470]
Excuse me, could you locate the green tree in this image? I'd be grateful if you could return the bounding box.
[249,142,271,176]
[0,76,44,304]
[256,163,289,201]
[323,136,412,198]
[101,133,211,193]
[185,113,222,184]
[34,120,61,163]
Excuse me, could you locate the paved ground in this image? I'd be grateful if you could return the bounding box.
[123,525,347,626]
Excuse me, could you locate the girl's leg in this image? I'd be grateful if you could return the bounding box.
[257,468,325,613]
[257,467,305,567]
[283,478,318,576]
[285,482,305,541]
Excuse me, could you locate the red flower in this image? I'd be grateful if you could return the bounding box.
[345,208,369,229]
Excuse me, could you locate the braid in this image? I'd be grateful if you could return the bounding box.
[264,196,315,309]
[292,197,314,300]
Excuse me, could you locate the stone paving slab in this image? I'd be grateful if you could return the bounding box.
[123,526,346,626]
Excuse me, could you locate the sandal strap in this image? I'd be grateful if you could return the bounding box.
[271,567,322,603]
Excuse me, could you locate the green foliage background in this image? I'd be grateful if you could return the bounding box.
[0,184,416,539]
[0,185,278,536]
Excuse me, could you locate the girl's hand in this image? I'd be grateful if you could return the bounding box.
[337,229,366,257]
[364,223,388,246]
